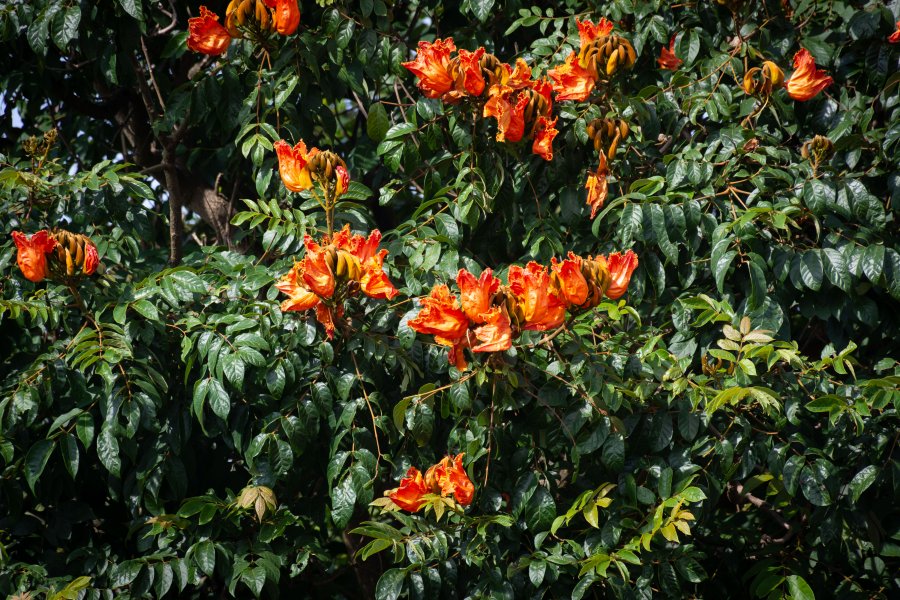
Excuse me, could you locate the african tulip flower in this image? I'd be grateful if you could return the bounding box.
[548,52,597,101]
[388,467,429,512]
[605,250,639,299]
[11,230,56,283]
[299,236,335,298]
[551,252,589,306]
[483,88,528,142]
[82,239,100,275]
[359,249,399,300]
[472,307,512,353]
[576,17,614,47]
[453,48,486,97]
[890,22,900,43]
[268,0,300,36]
[586,153,610,219]
[532,117,558,161]
[276,263,321,312]
[274,139,317,192]
[658,36,682,71]
[457,268,500,323]
[408,285,471,343]
[742,61,785,96]
[426,454,475,506]
[402,38,456,99]
[335,165,350,196]
[508,262,567,331]
[187,6,232,55]
[785,49,833,101]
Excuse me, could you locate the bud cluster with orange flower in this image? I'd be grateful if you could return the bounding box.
[408,250,638,370]
[547,18,635,102]
[402,39,558,161]
[11,229,100,283]
[742,48,832,102]
[372,454,474,516]
[276,225,398,339]
[187,1,300,56]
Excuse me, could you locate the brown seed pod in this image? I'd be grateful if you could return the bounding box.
[585,118,631,159]
[479,53,507,89]
[48,229,97,279]
[578,35,636,78]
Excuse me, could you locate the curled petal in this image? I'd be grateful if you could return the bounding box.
[456,47,486,96]
[402,38,456,99]
[606,250,639,299]
[549,52,596,102]
[408,284,470,341]
[532,116,558,161]
[12,230,56,283]
[507,58,533,89]
[472,307,512,353]
[187,6,232,56]
[360,249,399,300]
[508,262,567,331]
[551,252,589,306]
[271,0,300,36]
[457,268,500,323]
[785,48,833,101]
[388,467,429,512]
[300,235,335,298]
[274,139,316,192]
[315,303,339,339]
[335,165,350,196]
[657,36,683,71]
[577,17,614,48]
[276,263,320,312]
[890,22,900,43]
[83,240,100,275]
[586,153,609,219]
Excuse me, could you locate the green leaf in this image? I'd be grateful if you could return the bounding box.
[24,439,55,492]
[332,476,357,529]
[60,434,80,479]
[118,0,144,23]
[193,540,215,577]
[375,568,405,600]
[384,122,416,140]
[208,378,231,420]
[97,425,121,477]
[601,433,624,472]
[849,465,878,502]
[468,0,496,22]
[786,574,815,600]
[367,102,390,142]
[861,245,885,283]
[52,5,81,50]
[799,251,824,291]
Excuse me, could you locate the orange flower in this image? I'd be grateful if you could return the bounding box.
[402,38,456,99]
[83,240,100,275]
[457,268,500,323]
[605,250,639,299]
[472,307,512,353]
[890,21,900,43]
[276,263,321,312]
[315,303,340,339]
[586,153,609,219]
[299,235,335,298]
[532,116,558,161]
[551,252,589,306]
[785,48,833,101]
[576,17,614,47]
[11,230,56,283]
[426,454,475,506]
[388,467,429,512]
[508,262,567,331]
[408,284,471,347]
[187,6,232,56]
[548,52,596,101]
[269,0,300,36]
[483,88,528,143]
[274,139,317,192]
[506,58,534,89]
[335,165,350,196]
[359,249,399,300]
[455,47,486,97]
[658,36,682,71]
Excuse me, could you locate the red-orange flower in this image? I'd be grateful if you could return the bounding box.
[455,47,486,97]
[472,307,512,353]
[426,454,475,506]
[457,268,500,323]
[785,48,833,101]
[576,17,614,47]
[335,165,350,196]
[276,263,321,312]
[388,467,429,512]
[508,262,567,331]
[270,0,300,36]
[551,252,589,306]
[483,88,528,142]
[605,250,639,299]
[187,6,232,56]
[408,285,471,347]
[658,36,682,71]
[83,240,100,275]
[11,230,56,283]
[586,153,609,219]
[359,249,399,300]
[274,139,317,192]
[506,58,534,89]
[890,21,900,43]
[532,116,558,161]
[299,235,335,298]
[402,38,456,99]
[548,52,597,101]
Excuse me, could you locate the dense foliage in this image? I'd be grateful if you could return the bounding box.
[2,0,899,598]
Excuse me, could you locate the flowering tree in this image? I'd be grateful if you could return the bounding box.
[1,1,899,598]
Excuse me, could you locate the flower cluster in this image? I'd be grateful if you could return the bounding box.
[11,229,99,283]
[409,250,638,370]
[547,18,635,102]
[377,454,474,514]
[276,225,398,338]
[743,49,832,102]
[402,39,558,161]
[274,139,350,196]
[187,1,300,56]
